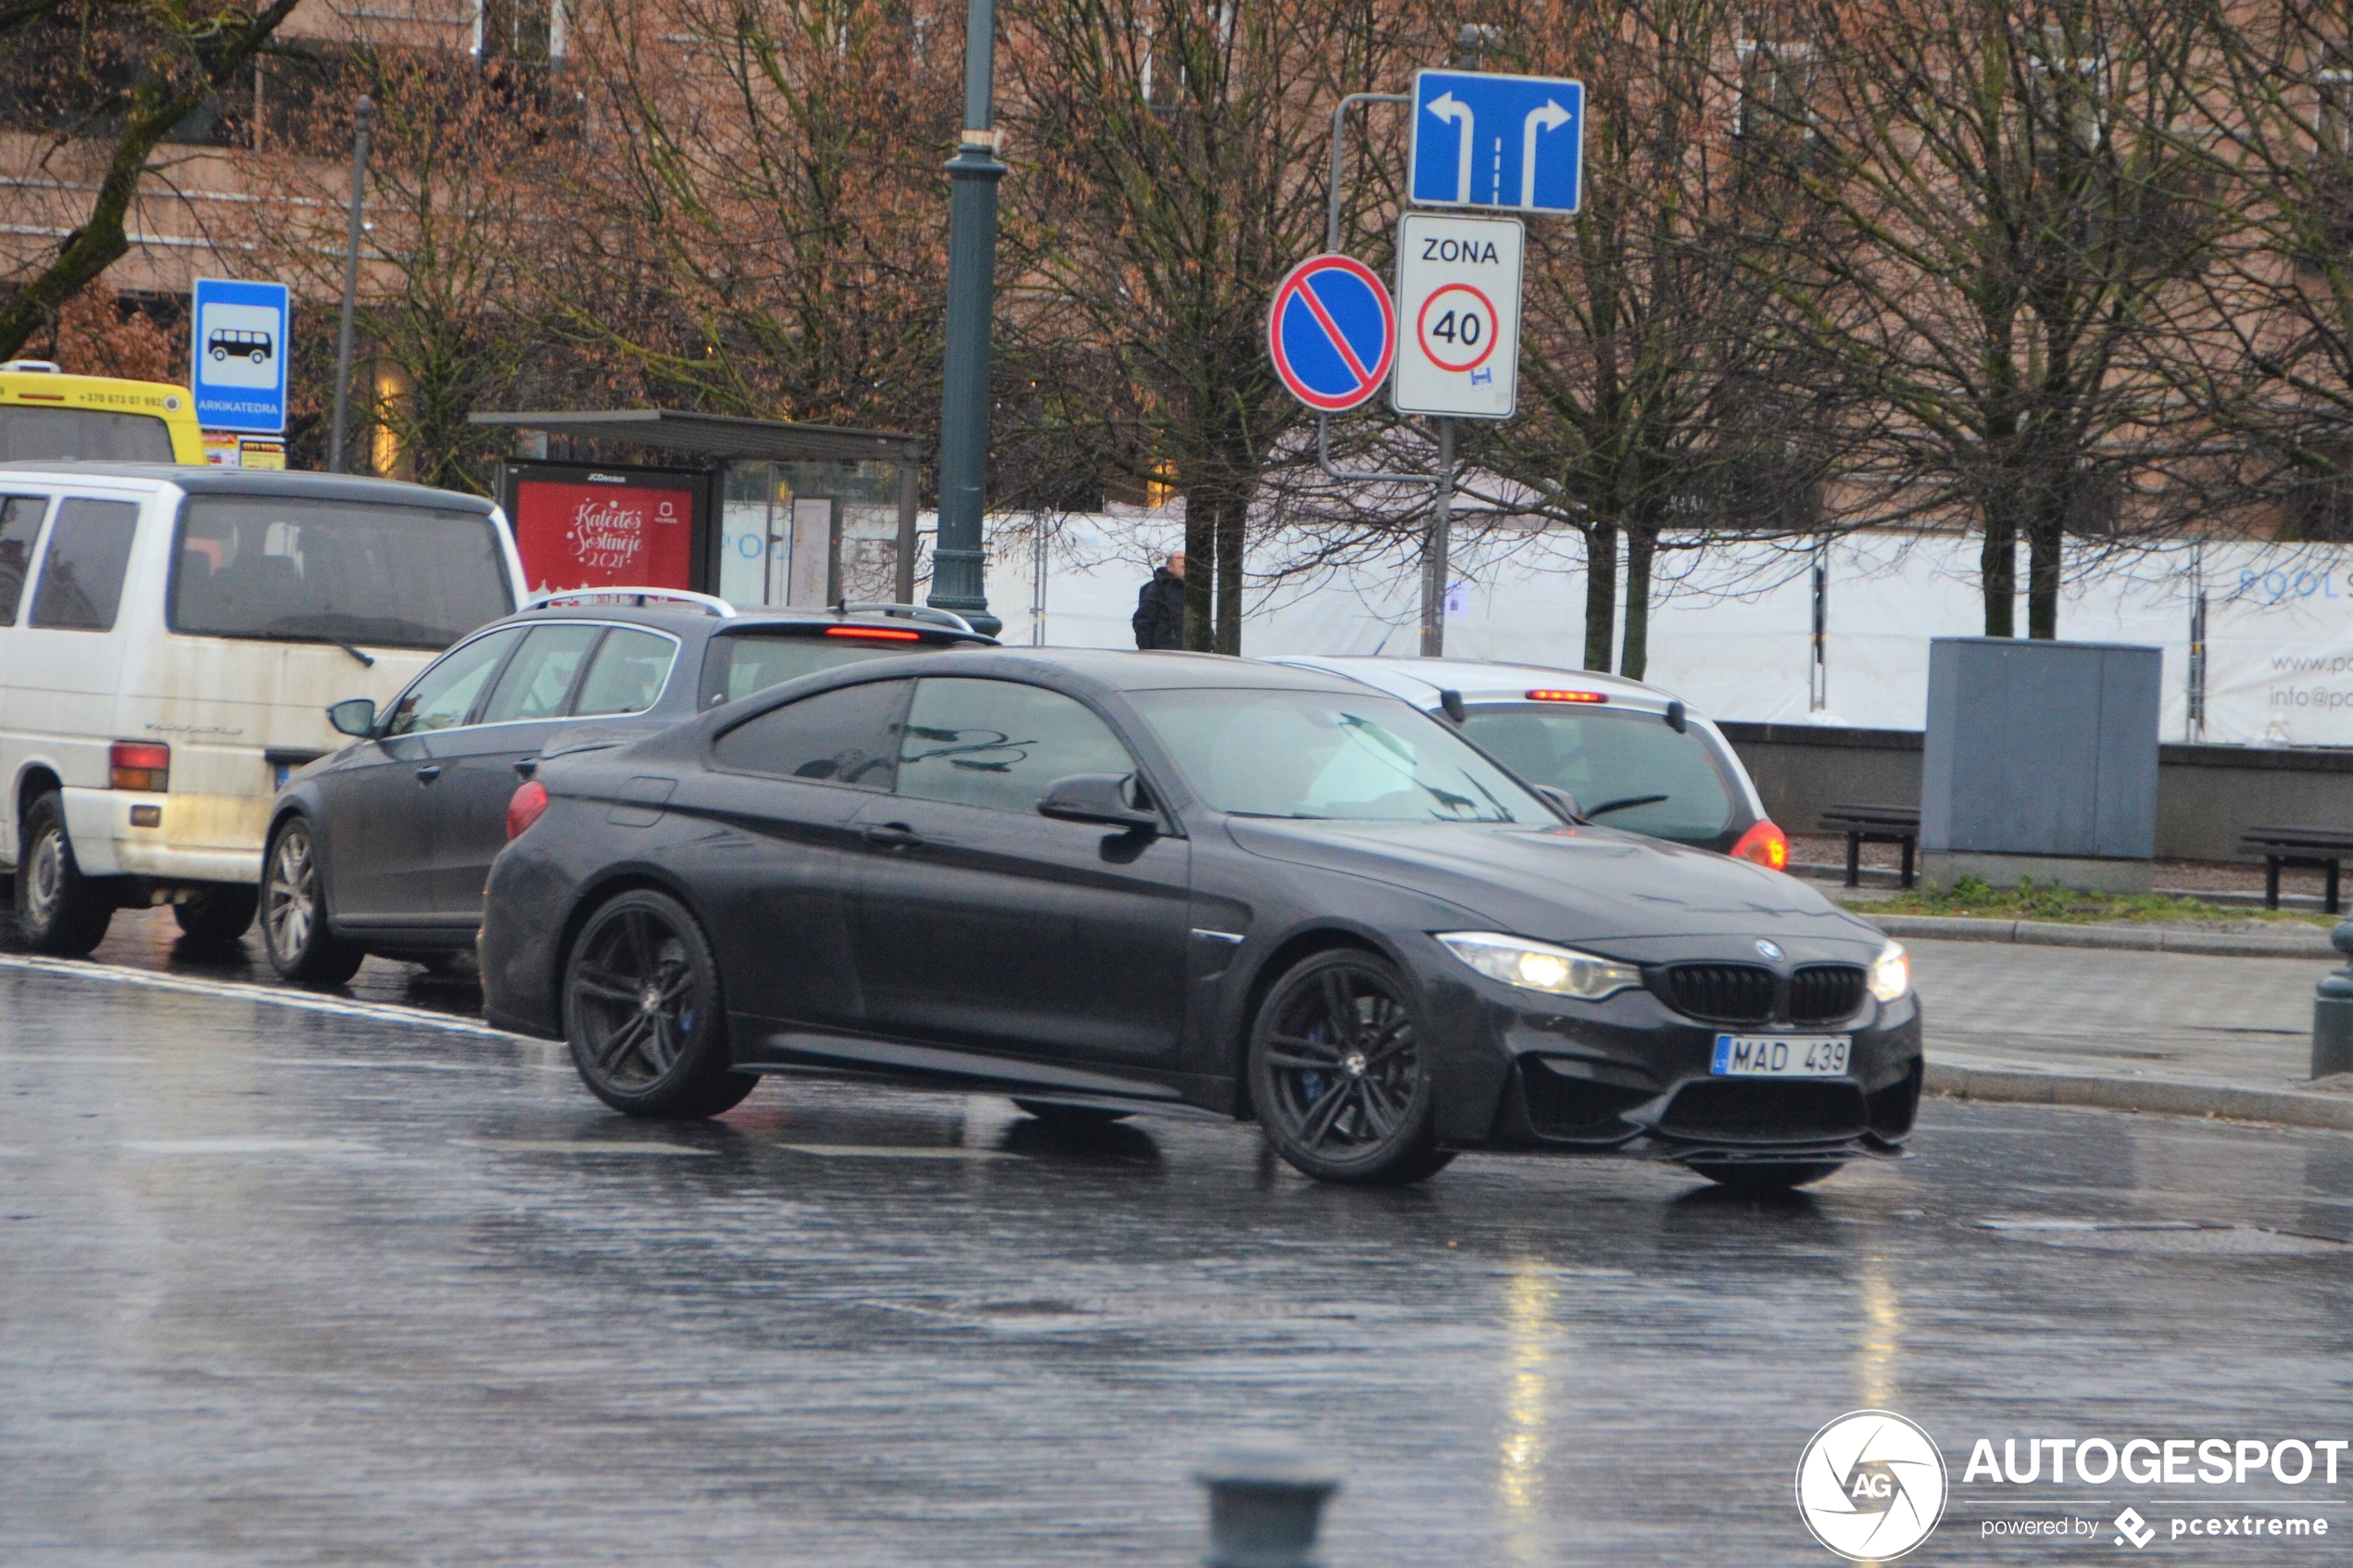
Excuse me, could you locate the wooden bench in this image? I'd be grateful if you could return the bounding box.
[2241,826,2353,913]
[1818,803,1921,889]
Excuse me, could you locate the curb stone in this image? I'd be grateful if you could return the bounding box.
[1865,912,2334,960]
[1926,1061,2353,1134]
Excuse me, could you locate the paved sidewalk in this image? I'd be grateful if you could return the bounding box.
[1908,937,2353,1131]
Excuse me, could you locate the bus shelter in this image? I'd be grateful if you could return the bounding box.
[470,408,923,608]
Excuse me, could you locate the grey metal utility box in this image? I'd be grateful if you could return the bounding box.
[1920,638,2161,891]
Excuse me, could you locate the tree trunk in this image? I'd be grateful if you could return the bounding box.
[1582,521,1619,671]
[1182,492,1214,652]
[2026,514,2062,640]
[1619,524,1656,681]
[1980,508,2018,638]
[1214,490,1244,655]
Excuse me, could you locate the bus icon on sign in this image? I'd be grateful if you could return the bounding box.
[208,328,273,366]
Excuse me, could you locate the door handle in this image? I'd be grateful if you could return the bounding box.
[415,764,444,784]
[862,822,923,849]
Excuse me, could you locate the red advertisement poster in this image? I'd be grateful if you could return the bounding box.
[512,478,697,593]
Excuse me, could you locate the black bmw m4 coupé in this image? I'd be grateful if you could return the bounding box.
[479,649,1921,1191]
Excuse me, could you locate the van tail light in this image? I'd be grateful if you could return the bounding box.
[1730,819,1790,872]
[110,741,170,792]
[506,780,550,840]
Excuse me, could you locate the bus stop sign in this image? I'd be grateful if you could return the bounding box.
[191,278,290,434]
[1266,254,1396,413]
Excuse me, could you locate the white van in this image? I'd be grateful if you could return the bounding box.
[0,462,527,954]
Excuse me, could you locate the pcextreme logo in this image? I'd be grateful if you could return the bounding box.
[1796,1410,1951,1562]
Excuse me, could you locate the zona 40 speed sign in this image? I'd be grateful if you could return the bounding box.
[1393,212,1524,420]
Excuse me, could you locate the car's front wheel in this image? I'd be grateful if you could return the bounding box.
[1248,948,1453,1186]
[565,889,753,1120]
[14,791,113,956]
[1689,1160,1843,1195]
[261,821,364,985]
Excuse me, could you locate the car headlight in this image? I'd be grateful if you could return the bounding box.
[1436,932,1643,1001]
[1868,940,1910,1003]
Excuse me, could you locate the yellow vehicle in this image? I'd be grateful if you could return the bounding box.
[0,360,204,464]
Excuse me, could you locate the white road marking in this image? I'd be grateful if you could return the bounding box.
[0,952,516,1042]
[459,1139,712,1157]
[120,1137,376,1156]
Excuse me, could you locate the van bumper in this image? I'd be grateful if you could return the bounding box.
[61,787,269,884]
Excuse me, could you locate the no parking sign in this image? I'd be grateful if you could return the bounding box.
[1266,254,1396,413]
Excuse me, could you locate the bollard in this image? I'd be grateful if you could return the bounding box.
[1195,1441,1340,1568]
[2313,921,2353,1079]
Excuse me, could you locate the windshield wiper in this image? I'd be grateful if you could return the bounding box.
[1584,793,1669,818]
[331,638,376,669]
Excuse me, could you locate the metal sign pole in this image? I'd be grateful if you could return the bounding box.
[1422,418,1453,656]
[328,94,373,476]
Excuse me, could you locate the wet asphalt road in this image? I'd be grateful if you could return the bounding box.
[6,951,2353,1566]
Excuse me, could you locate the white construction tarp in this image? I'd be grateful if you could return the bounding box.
[951,514,2353,746]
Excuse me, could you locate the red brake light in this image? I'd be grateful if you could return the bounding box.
[825,625,923,641]
[110,740,170,792]
[1526,689,1607,704]
[506,780,550,840]
[1730,819,1790,872]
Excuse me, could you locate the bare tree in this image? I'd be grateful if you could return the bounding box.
[1001,0,1429,652]
[1775,0,2226,638]
[0,0,303,357]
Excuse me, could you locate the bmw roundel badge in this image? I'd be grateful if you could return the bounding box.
[1755,939,1785,962]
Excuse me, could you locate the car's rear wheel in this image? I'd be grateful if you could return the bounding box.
[261,820,365,985]
[565,889,752,1120]
[1012,1098,1132,1126]
[1248,948,1453,1186]
[14,791,113,956]
[174,884,258,943]
[1689,1160,1843,1195]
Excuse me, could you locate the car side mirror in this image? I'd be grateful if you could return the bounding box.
[1038,772,1160,833]
[327,697,377,737]
[1534,784,1583,822]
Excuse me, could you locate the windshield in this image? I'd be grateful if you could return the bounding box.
[172,496,513,650]
[0,407,175,463]
[1459,704,1737,844]
[698,631,962,708]
[1128,686,1546,822]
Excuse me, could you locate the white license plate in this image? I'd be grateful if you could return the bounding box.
[1711,1035,1850,1077]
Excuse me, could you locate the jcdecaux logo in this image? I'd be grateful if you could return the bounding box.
[1794,1412,2347,1558]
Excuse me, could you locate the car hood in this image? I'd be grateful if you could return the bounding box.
[1224,816,1886,961]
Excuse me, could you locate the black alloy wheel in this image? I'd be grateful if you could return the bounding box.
[14,791,113,956]
[174,884,258,943]
[1248,949,1453,1186]
[1688,1160,1843,1195]
[261,820,365,985]
[564,888,753,1120]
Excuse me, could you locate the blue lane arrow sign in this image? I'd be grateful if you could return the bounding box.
[1266,253,1396,413]
[1409,69,1584,216]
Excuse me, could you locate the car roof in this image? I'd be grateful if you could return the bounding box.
[0,461,495,513]
[837,645,1365,695]
[499,601,994,640]
[1265,655,1685,713]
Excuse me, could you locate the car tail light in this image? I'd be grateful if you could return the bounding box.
[1730,819,1790,872]
[1526,689,1606,704]
[506,780,549,839]
[109,740,170,792]
[824,625,924,641]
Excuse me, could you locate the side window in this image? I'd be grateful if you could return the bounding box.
[896,678,1136,814]
[573,627,678,717]
[479,623,600,725]
[384,627,524,737]
[28,498,139,632]
[711,680,907,790]
[0,495,48,625]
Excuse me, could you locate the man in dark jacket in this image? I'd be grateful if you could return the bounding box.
[1132,550,1187,650]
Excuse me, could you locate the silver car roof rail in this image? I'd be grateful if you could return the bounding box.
[525,587,738,618]
[834,600,978,635]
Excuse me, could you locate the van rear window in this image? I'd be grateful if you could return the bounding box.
[172,496,513,650]
[0,407,175,463]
